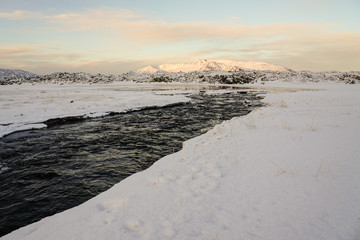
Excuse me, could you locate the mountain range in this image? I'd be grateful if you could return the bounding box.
[136,59,291,73]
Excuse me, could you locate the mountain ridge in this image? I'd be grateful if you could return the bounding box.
[137,59,291,73]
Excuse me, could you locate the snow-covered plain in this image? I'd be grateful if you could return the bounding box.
[1,81,359,240]
[0,83,194,138]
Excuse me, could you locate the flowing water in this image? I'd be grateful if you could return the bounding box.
[0,90,262,236]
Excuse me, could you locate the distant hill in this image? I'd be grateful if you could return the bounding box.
[0,69,37,80]
[137,59,291,73]
[1,66,359,85]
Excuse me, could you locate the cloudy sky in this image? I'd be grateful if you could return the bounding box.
[1,0,359,74]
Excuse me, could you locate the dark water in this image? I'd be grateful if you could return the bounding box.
[0,91,262,237]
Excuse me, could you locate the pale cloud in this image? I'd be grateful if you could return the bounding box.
[0,8,330,41]
[119,22,332,44]
[175,30,360,71]
[0,44,35,56]
[0,8,138,21]
[0,43,146,74]
[49,11,328,43]
[49,7,140,31]
[52,8,139,21]
[241,32,360,61]
[78,59,152,74]
[0,44,86,73]
[0,44,82,61]
[0,10,45,20]
[47,11,341,50]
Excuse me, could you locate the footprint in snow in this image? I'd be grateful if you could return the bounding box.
[125,219,143,233]
[152,177,165,185]
[96,199,128,212]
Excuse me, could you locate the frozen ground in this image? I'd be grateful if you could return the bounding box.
[1,82,360,240]
[0,83,194,138]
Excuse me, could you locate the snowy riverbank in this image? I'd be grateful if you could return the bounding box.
[0,83,195,138]
[2,82,360,240]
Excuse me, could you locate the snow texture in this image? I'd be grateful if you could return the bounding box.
[2,81,360,240]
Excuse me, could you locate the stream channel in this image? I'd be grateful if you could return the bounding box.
[0,87,263,236]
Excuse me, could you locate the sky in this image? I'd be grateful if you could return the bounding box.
[0,0,359,74]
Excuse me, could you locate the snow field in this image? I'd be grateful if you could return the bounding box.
[2,82,360,240]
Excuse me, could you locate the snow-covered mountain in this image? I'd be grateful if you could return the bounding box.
[136,65,164,73]
[137,59,290,73]
[215,60,291,71]
[0,68,37,79]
